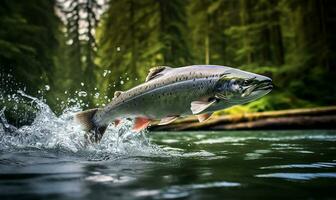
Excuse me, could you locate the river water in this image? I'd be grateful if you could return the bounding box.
[0,93,336,199]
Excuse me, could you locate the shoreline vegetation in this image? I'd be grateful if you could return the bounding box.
[149,106,336,131]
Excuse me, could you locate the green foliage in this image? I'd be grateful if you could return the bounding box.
[55,0,100,107]
[0,0,60,95]
[1,0,336,114]
[217,91,315,115]
[96,0,192,98]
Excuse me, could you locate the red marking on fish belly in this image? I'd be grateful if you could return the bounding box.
[132,117,151,132]
[114,119,121,127]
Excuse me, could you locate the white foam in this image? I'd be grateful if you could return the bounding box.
[0,91,164,160]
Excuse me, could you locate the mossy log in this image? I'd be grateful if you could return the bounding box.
[149,106,336,131]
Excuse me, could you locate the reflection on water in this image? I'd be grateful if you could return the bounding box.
[0,93,336,199]
[256,173,336,180]
[261,162,336,169]
[1,130,335,200]
[134,181,241,199]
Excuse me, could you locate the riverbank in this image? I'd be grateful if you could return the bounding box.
[149,106,336,131]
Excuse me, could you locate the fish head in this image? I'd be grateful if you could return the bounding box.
[214,68,273,104]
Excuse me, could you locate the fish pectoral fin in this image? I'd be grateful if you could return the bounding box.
[197,113,213,122]
[158,116,179,125]
[132,117,151,132]
[190,99,217,114]
[145,66,172,82]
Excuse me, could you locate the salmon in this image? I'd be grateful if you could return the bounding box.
[75,65,273,142]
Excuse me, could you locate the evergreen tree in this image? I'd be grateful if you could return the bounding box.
[0,0,60,95]
[1,0,336,112]
[57,0,100,106]
[156,0,192,66]
[96,0,192,96]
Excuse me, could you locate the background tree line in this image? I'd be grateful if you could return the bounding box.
[0,0,335,114]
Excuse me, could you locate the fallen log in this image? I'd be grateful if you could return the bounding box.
[211,115,336,130]
[149,106,336,131]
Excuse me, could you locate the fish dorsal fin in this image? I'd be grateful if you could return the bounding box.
[197,113,213,122]
[190,99,217,114]
[145,66,172,82]
[113,91,123,99]
[158,116,179,125]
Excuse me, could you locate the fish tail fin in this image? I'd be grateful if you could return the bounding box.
[74,108,107,143]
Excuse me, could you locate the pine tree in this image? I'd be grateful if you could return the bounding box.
[57,0,83,92]
[96,0,192,97]
[156,0,192,66]
[57,0,100,106]
[0,0,60,95]
[83,0,99,87]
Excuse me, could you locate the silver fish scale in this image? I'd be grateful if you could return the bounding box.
[109,69,223,108]
[94,65,228,123]
[101,77,218,121]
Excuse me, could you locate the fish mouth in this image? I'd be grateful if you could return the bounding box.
[254,80,273,91]
[242,80,273,97]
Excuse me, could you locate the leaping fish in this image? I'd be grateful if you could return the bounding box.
[75,65,273,142]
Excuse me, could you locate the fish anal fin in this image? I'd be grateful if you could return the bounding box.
[190,99,216,114]
[197,113,213,122]
[145,66,172,82]
[158,116,179,125]
[132,117,151,132]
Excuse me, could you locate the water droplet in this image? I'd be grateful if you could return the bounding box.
[45,85,50,91]
[117,47,121,51]
[120,80,124,85]
[81,82,84,86]
[78,91,87,97]
[103,70,111,77]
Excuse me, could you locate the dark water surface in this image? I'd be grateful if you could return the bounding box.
[0,130,335,200]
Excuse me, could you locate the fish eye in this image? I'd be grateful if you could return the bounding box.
[243,80,249,85]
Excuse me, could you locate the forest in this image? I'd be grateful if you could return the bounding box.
[0,0,335,119]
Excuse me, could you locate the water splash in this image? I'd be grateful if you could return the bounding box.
[0,90,163,160]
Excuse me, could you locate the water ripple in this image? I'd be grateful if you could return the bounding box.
[0,91,165,160]
[261,162,336,169]
[256,172,336,180]
[134,181,241,198]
